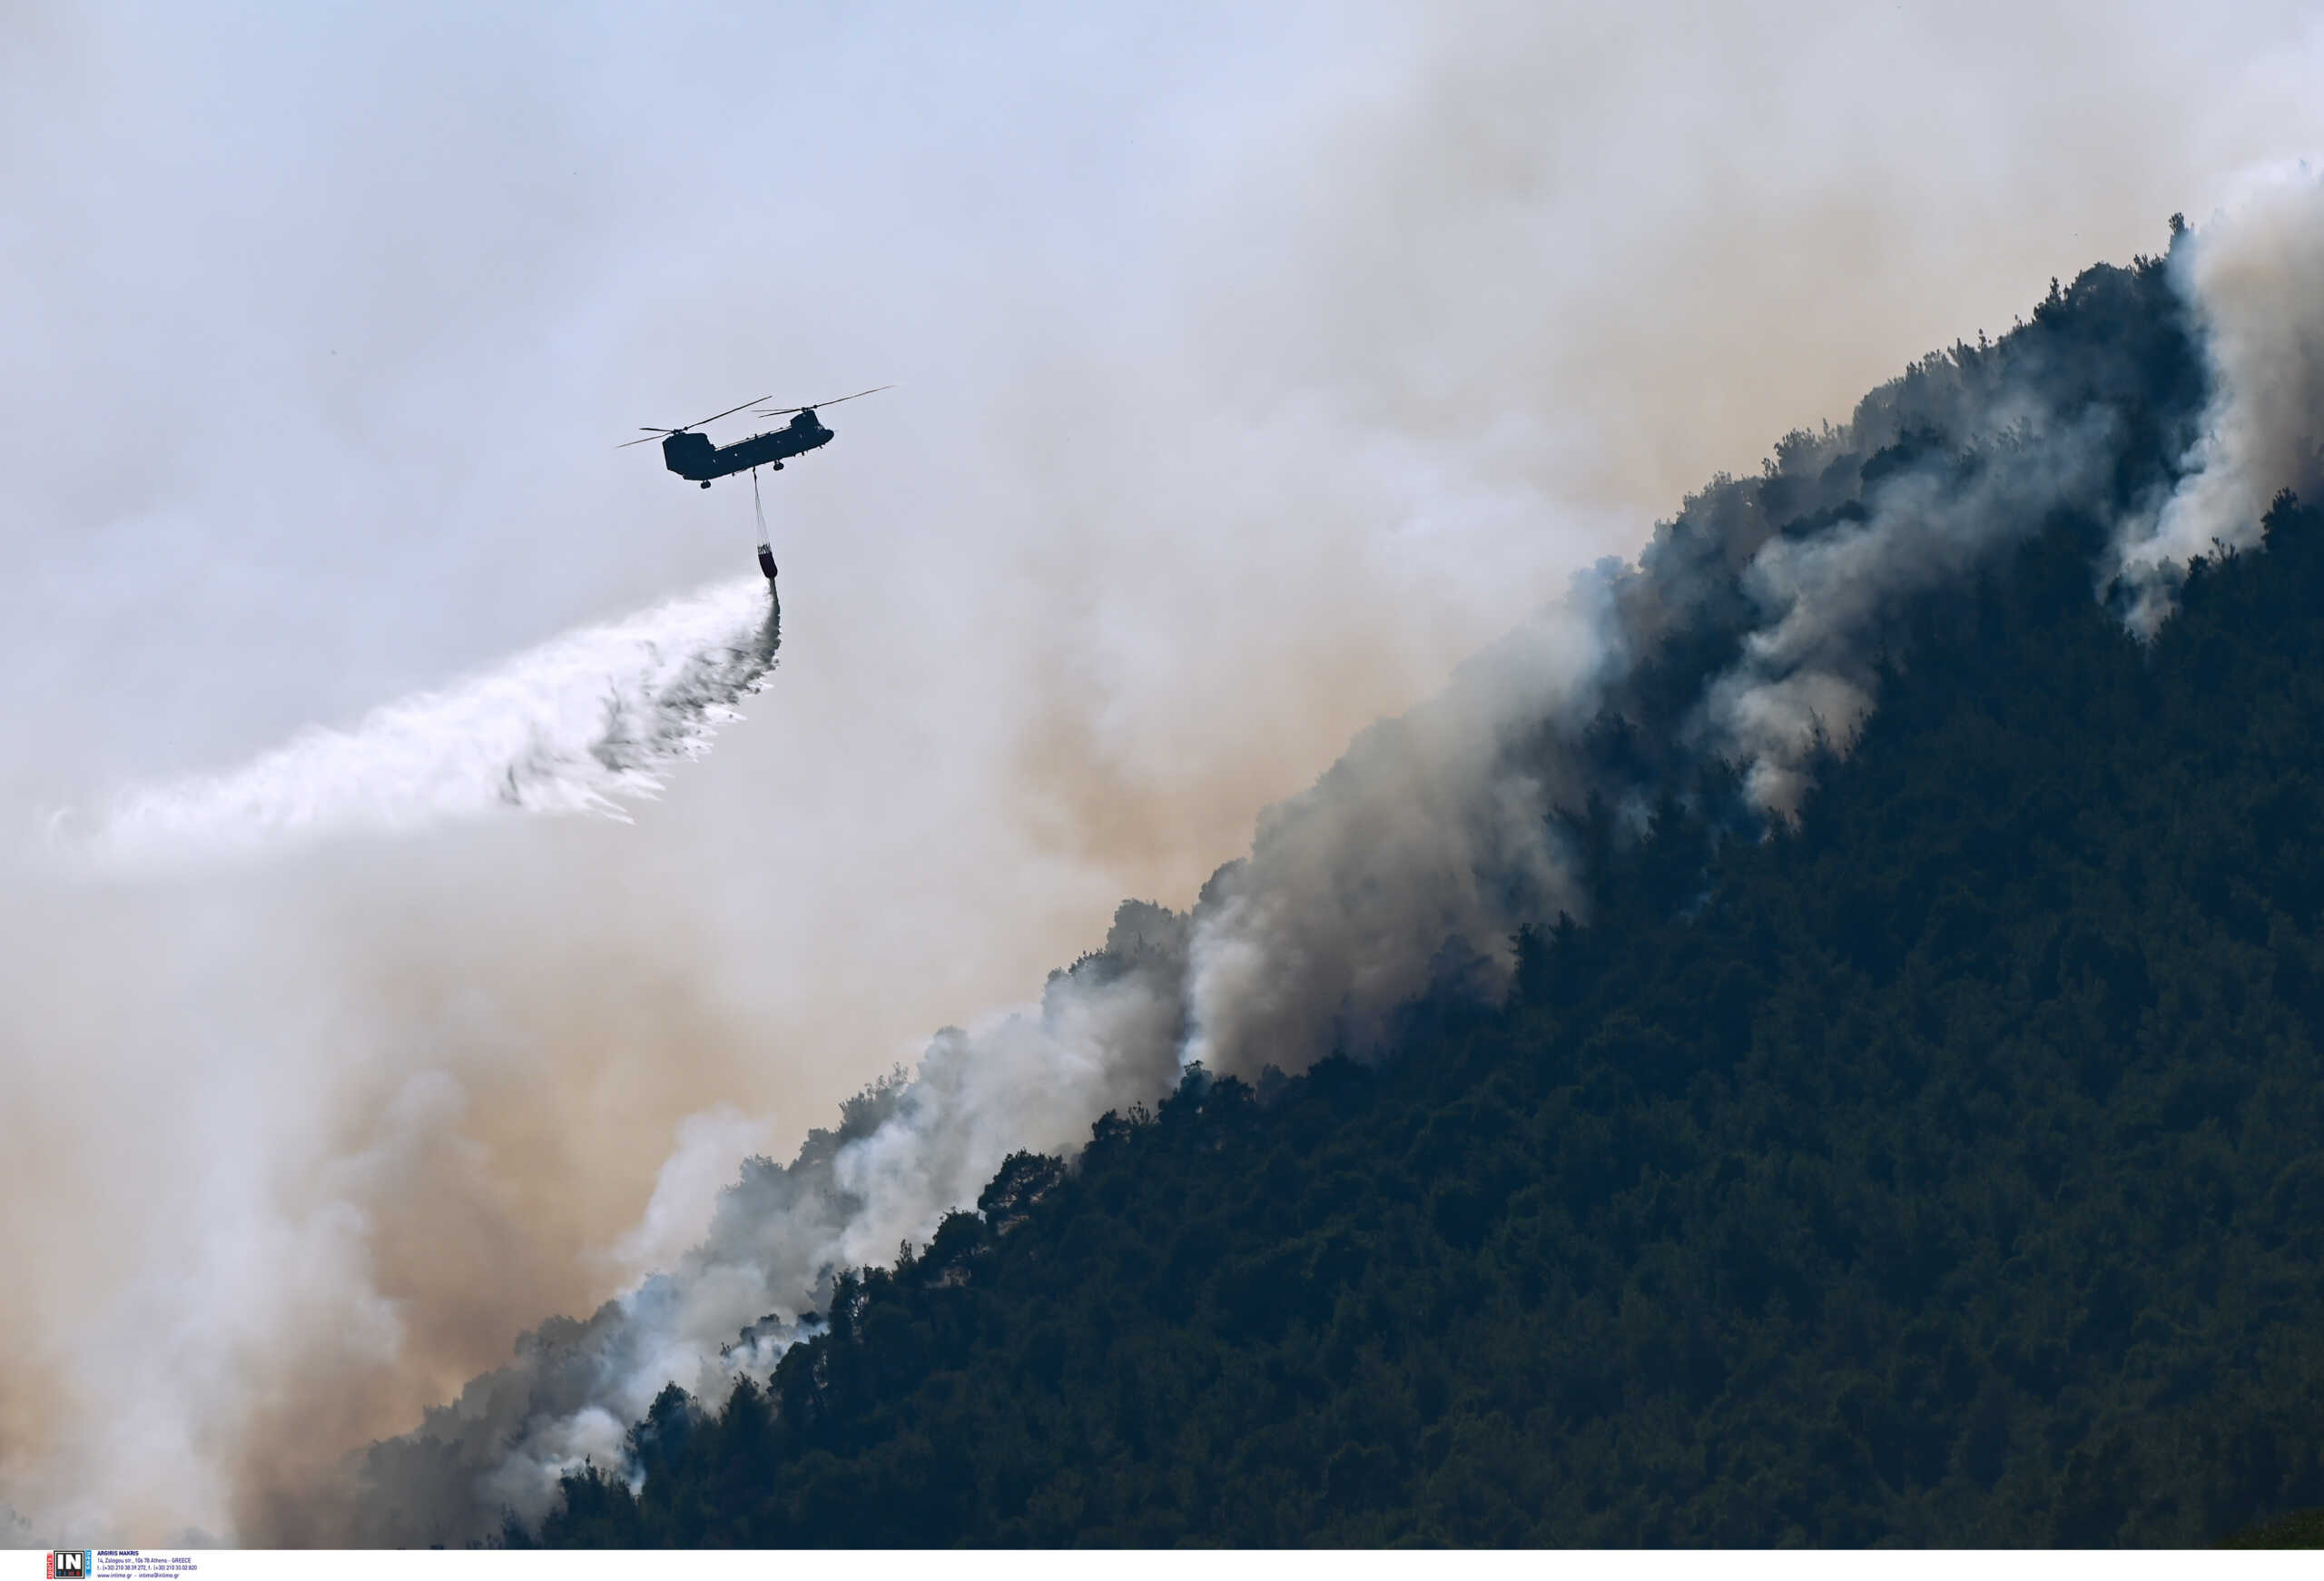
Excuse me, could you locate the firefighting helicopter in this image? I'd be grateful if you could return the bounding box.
[620,386,890,581]
[618,386,891,485]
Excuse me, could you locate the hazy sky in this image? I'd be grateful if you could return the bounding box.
[4,0,2321,1540]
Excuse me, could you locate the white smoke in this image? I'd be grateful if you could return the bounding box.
[353,197,2324,1540]
[31,158,2313,1552]
[606,1103,780,1282]
[64,578,781,874]
[1706,410,2117,811]
[2113,161,2324,632]
[1179,594,1617,1072]
[8,5,2319,1545]
[339,911,1198,1538]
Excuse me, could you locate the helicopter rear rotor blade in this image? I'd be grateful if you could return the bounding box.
[615,395,771,450]
[757,384,893,418]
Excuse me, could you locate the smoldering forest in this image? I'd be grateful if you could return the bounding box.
[318,172,2324,1544]
[5,1,2324,1548]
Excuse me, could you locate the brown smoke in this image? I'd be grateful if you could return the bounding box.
[4,0,2322,1545]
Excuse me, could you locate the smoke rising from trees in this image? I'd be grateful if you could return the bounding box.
[320,170,2324,1543]
[2112,163,2324,630]
[5,0,2323,1546]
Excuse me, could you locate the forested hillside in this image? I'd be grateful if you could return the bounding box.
[497,250,2324,1546]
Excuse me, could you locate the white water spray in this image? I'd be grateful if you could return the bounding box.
[65,578,781,874]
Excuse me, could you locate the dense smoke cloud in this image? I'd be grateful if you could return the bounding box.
[337,173,2324,1539]
[6,0,2324,1547]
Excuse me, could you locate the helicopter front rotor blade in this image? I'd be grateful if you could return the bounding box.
[758,384,893,417]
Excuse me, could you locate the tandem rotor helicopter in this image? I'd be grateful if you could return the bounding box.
[620,385,890,582]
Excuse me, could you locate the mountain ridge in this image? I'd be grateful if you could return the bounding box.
[524,484,2324,1545]
[327,204,2324,1546]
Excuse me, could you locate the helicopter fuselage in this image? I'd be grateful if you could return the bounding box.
[660,411,833,484]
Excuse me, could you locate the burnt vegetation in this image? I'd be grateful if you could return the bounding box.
[522,261,2324,1546]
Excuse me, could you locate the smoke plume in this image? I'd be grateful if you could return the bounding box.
[2112,163,2324,631]
[327,173,2324,1542]
[11,3,2324,1549]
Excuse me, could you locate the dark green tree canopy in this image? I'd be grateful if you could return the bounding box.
[515,260,2324,1547]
